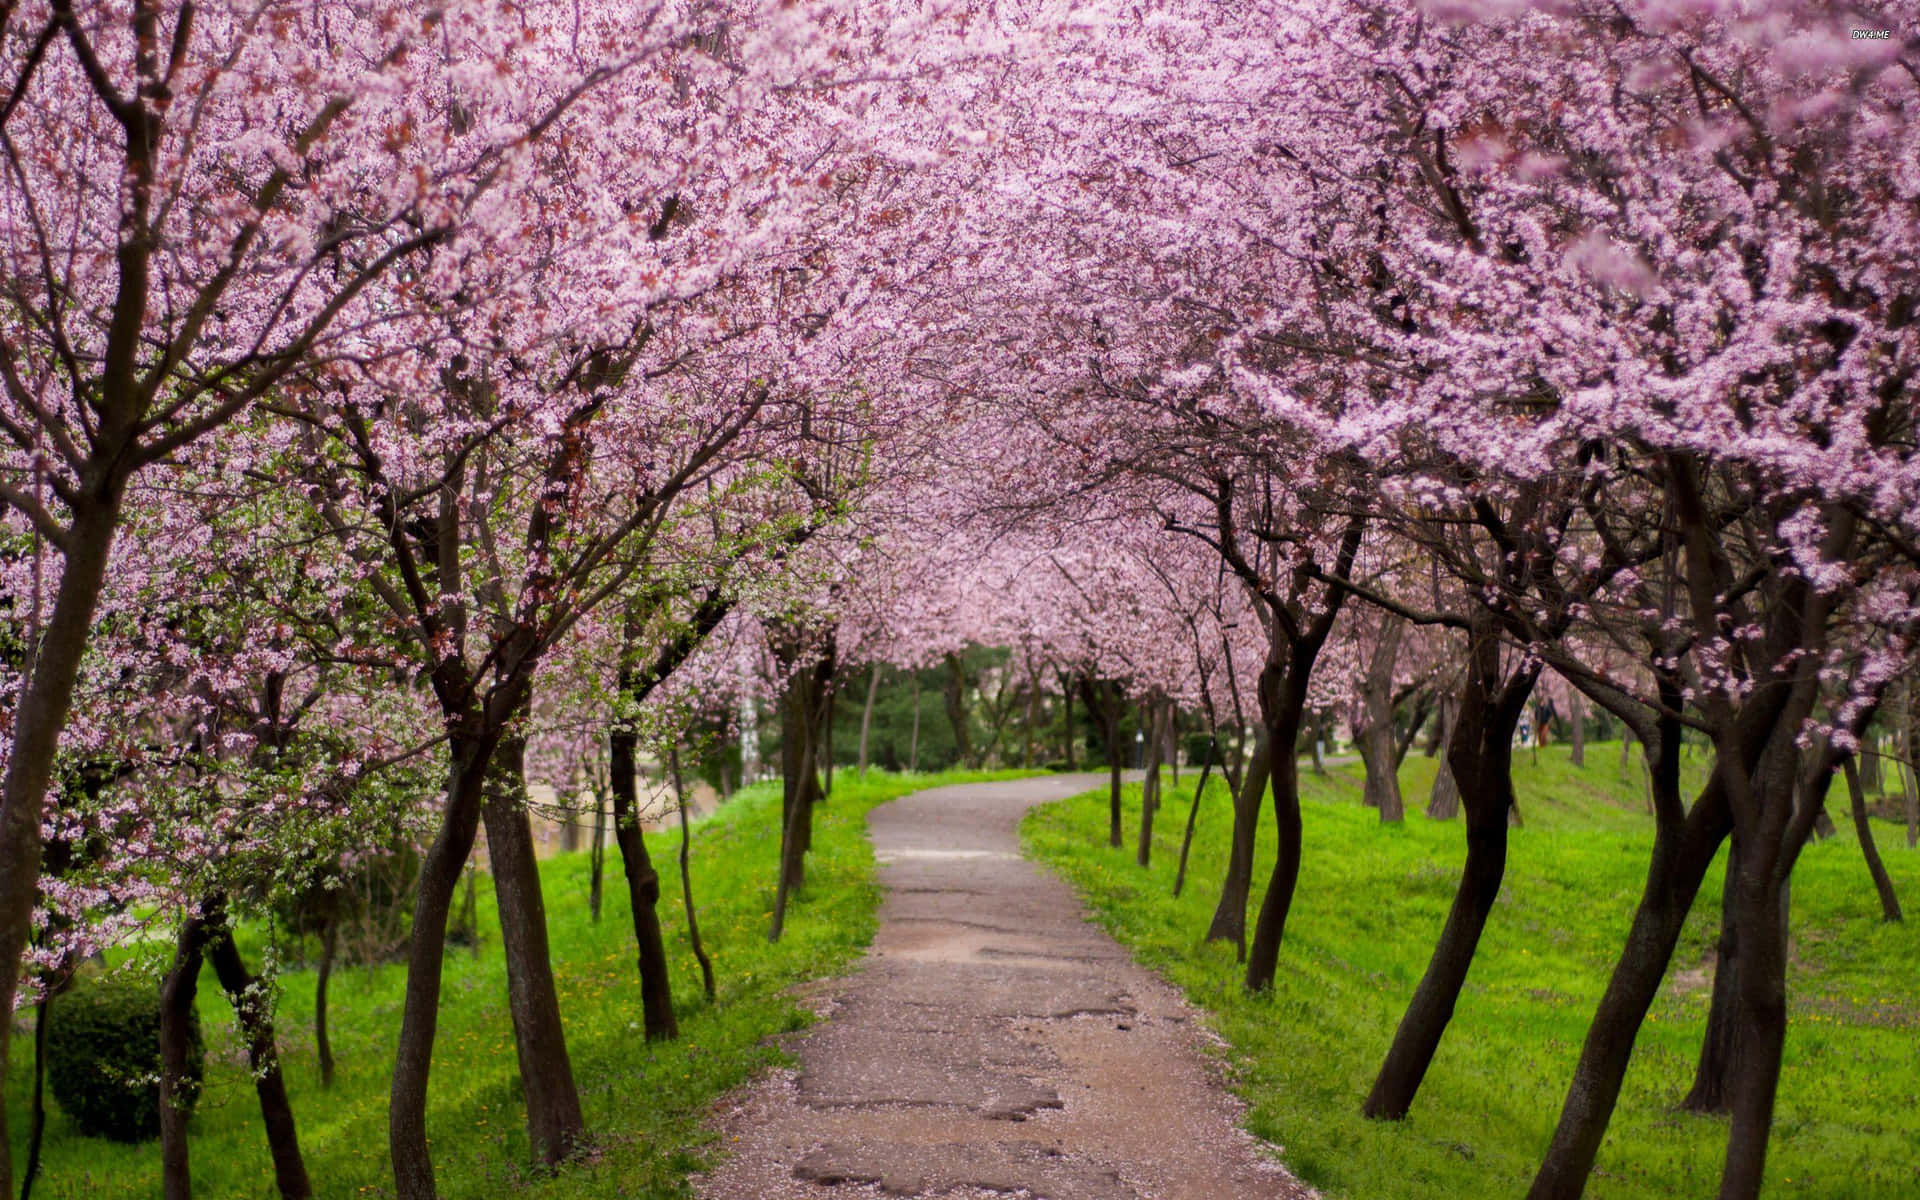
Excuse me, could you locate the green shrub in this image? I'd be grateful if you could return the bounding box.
[47,972,203,1142]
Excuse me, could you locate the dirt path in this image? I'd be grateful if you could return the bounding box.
[694,774,1312,1200]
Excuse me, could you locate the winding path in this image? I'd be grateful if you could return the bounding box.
[695,774,1313,1200]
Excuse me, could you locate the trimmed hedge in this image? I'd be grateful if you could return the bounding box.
[47,972,204,1142]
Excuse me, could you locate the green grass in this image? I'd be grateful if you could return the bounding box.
[1024,744,1920,1199]
[7,767,1035,1199]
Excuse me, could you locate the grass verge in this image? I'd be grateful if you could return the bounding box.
[8,767,1034,1199]
[1022,744,1919,1199]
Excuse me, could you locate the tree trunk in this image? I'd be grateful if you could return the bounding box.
[0,497,126,1198]
[589,791,607,923]
[21,994,49,1200]
[1427,697,1461,820]
[1568,691,1586,768]
[1358,616,1406,821]
[909,673,922,772]
[1244,660,1313,994]
[1136,699,1165,868]
[1174,738,1217,899]
[857,665,880,779]
[943,652,975,768]
[610,722,678,1041]
[481,737,587,1163]
[1716,840,1790,1200]
[161,914,210,1200]
[1843,758,1901,921]
[1528,755,1729,1199]
[1363,621,1535,1119]
[1061,671,1076,770]
[771,639,832,941]
[1106,707,1124,849]
[205,907,312,1199]
[1207,731,1271,957]
[315,921,337,1089]
[1682,850,1740,1115]
[390,734,499,1200]
[669,746,716,1003]
[1903,684,1919,849]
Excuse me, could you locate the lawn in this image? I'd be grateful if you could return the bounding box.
[6,767,1034,1199]
[1023,743,1920,1199]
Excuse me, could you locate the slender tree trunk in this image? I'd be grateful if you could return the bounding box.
[1137,699,1165,868]
[1529,772,1729,1198]
[820,676,837,802]
[21,994,49,1200]
[1245,664,1312,994]
[944,652,975,768]
[161,914,210,1200]
[1903,683,1919,849]
[1428,697,1461,819]
[315,922,337,1089]
[1174,738,1217,899]
[205,909,312,1200]
[1843,758,1901,920]
[610,723,677,1041]
[481,737,587,1163]
[908,673,921,772]
[1364,623,1535,1118]
[588,791,607,923]
[1207,731,1271,957]
[1359,616,1406,821]
[669,746,716,1003]
[1106,708,1124,849]
[857,665,880,779]
[0,497,126,1197]
[1683,846,1742,1115]
[1061,672,1076,770]
[391,735,499,1200]
[1569,691,1586,768]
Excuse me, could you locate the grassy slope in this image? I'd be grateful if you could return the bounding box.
[7,767,1034,1199]
[1023,745,1920,1199]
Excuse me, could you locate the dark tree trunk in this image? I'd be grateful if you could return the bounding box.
[1427,697,1461,819]
[161,914,210,1200]
[1206,731,1271,958]
[1363,620,1536,1118]
[481,737,587,1162]
[1060,671,1076,770]
[669,746,716,1002]
[1860,739,1882,793]
[610,722,678,1041]
[1243,669,1308,993]
[391,735,499,1200]
[315,921,337,1089]
[1682,850,1740,1116]
[1568,691,1586,768]
[1529,728,1729,1199]
[0,496,128,1199]
[771,634,833,941]
[20,994,49,1200]
[943,652,975,768]
[205,905,312,1199]
[1174,738,1217,899]
[1717,838,1790,1200]
[1358,617,1406,821]
[1843,758,1901,920]
[588,791,607,923]
[1077,677,1127,849]
[857,665,880,779]
[908,673,921,772]
[1137,699,1166,868]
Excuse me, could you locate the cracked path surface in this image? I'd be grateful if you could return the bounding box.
[694,774,1313,1200]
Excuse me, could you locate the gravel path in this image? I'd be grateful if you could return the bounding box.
[694,774,1313,1200]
